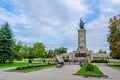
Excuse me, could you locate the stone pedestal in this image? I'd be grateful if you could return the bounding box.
[77,29,88,54]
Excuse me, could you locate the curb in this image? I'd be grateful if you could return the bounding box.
[73,74,108,78]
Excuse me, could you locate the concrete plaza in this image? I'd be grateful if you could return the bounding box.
[0,64,120,80]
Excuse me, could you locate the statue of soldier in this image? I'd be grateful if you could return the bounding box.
[80,18,84,29]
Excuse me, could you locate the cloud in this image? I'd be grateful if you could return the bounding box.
[0,7,28,24]
[99,0,120,16]
[61,0,88,11]
[5,0,90,48]
[0,0,120,52]
[110,0,120,4]
[85,0,120,52]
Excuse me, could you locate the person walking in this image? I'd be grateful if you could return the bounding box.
[79,59,83,67]
[28,59,32,66]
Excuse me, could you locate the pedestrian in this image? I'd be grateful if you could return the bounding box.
[28,59,32,66]
[73,59,76,64]
[79,59,83,67]
[43,59,45,63]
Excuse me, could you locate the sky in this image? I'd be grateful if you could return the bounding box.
[0,0,120,52]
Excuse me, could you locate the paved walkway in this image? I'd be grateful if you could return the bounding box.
[96,63,120,80]
[0,64,120,80]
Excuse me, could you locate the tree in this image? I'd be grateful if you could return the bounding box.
[19,45,29,58]
[13,41,23,59]
[13,42,46,59]
[33,42,46,58]
[107,15,120,59]
[54,47,67,55]
[0,22,14,63]
[110,42,120,59]
[13,42,23,53]
[27,46,35,59]
[41,49,55,58]
[48,49,55,57]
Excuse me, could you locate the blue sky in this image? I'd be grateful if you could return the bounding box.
[0,0,120,52]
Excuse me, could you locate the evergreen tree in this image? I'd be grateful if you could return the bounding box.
[0,22,14,63]
[107,15,120,59]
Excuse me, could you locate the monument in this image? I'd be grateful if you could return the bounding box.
[69,18,88,62]
[77,18,88,54]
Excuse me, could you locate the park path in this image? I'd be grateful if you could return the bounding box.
[0,64,120,80]
[96,63,120,80]
[0,65,81,80]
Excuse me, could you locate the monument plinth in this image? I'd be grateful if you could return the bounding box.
[77,29,87,53]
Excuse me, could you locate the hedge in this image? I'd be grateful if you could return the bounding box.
[91,60,109,63]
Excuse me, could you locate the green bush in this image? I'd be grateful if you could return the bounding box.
[15,58,23,61]
[86,64,94,71]
[16,67,23,70]
[56,64,62,68]
[64,58,69,62]
[91,60,109,63]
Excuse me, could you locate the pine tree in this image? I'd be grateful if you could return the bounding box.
[0,22,14,63]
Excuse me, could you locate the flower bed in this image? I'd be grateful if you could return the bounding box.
[74,64,108,78]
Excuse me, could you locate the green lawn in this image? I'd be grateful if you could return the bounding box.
[108,62,120,65]
[0,61,42,68]
[76,65,104,75]
[109,65,120,70]
[107,62,120,70]
[10,64,56,72]
[112,65,120,68]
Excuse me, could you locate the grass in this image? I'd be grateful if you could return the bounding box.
[0,61,42,68]
[108,65,120,70]
[107,62,120,70]
[10,64,56,72]
[108,62,120,65]
[111,65,120,69]
[76,65,104,75]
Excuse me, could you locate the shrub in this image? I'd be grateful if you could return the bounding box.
[56,64,61,67]
[16,64,55,70]
[16,67,23,70]
[91,60,109,63]
[64,58,69,62]
[86,64,94,71]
